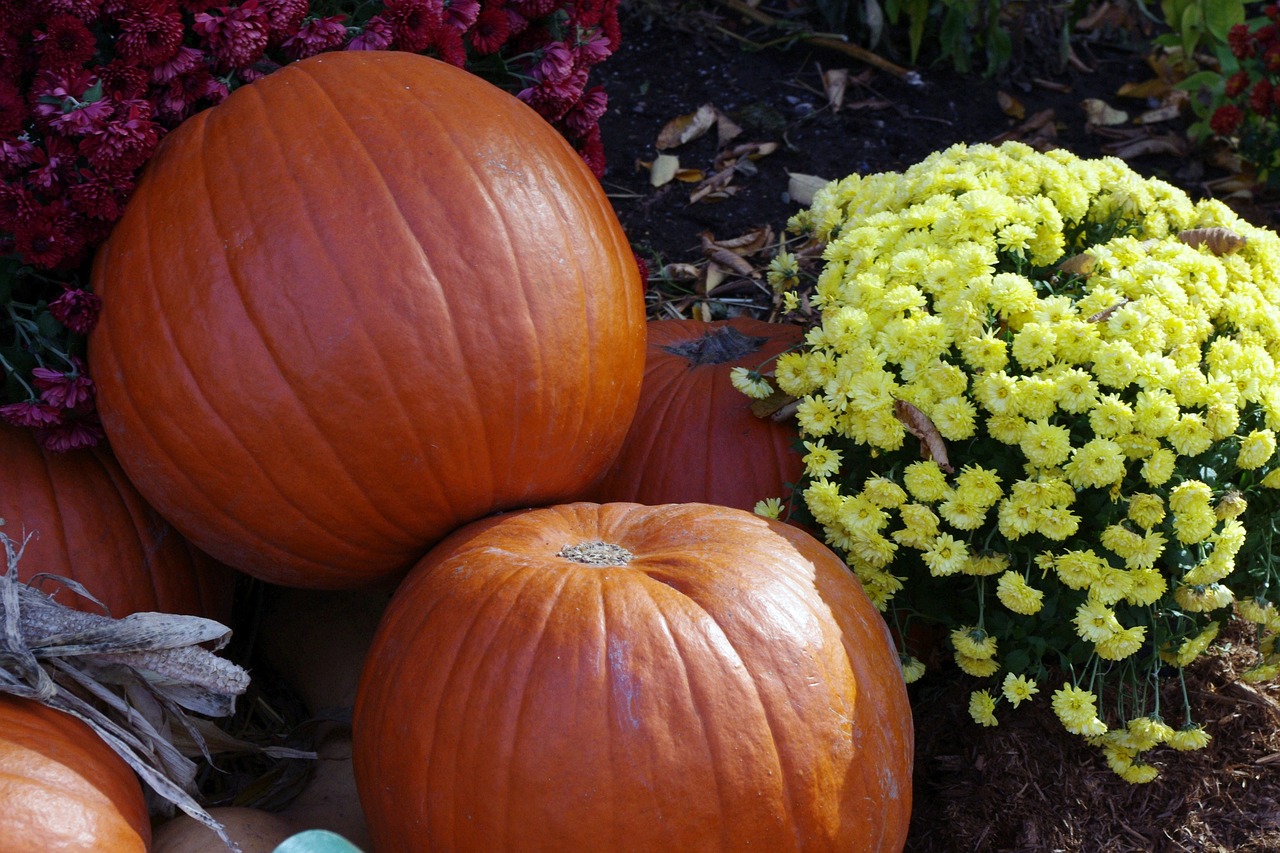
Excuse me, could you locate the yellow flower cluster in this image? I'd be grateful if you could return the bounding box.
[776,141,1280,781]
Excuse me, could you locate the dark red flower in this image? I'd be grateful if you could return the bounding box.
[534,42,574,83]
[519,65,588,123]
[38,0,103,21]
[442,0,479,32]
[1210,104,1245,137]
[193,1,271,72]
[1228,22,1256,59]
[115,0,186,66]
[467,5,510,55]
[346,15,394,51]
[154,67,226,122]
[561,84,606,136]
[385,0,444,53]
[48,92,114,136]
[32,359,94,408]
[67,171,131,220]
[27,135,80,193]
[98,59,151,99]
[511,0,558,18]
[1266,42,1280,73]
[29,66,100,128]
[0,77,26,136]
[259,0,309,45]
[48,287,105,334]
[431,24,466,66]
[1224,71,1250,99]
[0,400,64,428]
[576,121,605,178]
[1250,79,1274,116]
[80,98,160,173]
[36,414,104,451]
[33,14,97,71]
[574,29,612,67]
[0,182,36,230]
[150,45,206,84]
[280,14,349,60]
[13,202,83,269]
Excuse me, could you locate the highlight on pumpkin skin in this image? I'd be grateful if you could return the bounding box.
[353,501,914,852]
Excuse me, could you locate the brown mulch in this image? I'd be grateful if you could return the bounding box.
[907,621,1280,852]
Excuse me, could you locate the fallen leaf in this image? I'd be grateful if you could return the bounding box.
[787,172,829,206]
[658,262,700,281]
[893,399,953,473]
[1133,103,1183,124]
[750,389,798,419]
[675,168,706,182]
[1081,98,1128,126]
[1088,298,1132,323]
[822,67,849,111]
[1102,133,1187,159]
[703,246,758,277]
[650,153,679,187]
[704,227,774,256]
[1058,253,1097,277]
[656,103,717,149]
[715,109,743,146]
[1179,227,1247,255]
[998,90,1025,119]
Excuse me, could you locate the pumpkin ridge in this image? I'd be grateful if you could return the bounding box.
[202,80,435,554]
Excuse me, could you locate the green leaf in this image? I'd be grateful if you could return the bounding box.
[1203,0,1245,42]
[1180,4,1204,58]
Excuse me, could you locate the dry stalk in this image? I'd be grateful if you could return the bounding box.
[0,530,254,852]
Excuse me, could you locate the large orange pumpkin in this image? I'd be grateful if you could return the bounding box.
[0,694,151,852]
[353,502,913,852]
[88,51,646,589]
[590,316,803,511]
[0,422,234,620]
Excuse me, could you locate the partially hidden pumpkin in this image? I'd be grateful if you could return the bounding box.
[89,51,646,589]
[590,316,804,511]
[352,502,913,852]
[0,422,234,620]
[0,694,150,852]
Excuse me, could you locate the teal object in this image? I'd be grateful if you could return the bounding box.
[272,830,365,853]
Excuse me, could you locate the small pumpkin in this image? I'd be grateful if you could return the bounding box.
[590,316,804,511]
[353,502,913,852]
[89,51,646,590]
[0,694,150,852]
[0,422,234,620]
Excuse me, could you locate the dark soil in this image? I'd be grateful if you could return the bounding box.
[593,4,1280,852]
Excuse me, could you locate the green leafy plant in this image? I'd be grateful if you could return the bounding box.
[751,141,1280,782]
[1150,0,1247,68]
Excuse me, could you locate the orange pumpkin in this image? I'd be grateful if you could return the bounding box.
[89,51,646,590]
[0,695,150,852]
[353,502,913,852]
[590,316,803,511]
[0,422,234,620]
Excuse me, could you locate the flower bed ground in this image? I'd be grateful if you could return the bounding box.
[596,3,1280,850]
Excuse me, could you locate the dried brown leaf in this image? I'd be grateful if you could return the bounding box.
[704,247,758,277]
[822,67,849,111]
[1102,133,1187,159]
[1081,98,1128,126]
[658,262,701,281]
[1179,227,1247,256]
[705,226,773,256]
[714,108,743,146]
[1088,298,1132,324]
[998,90,1025,119]
[750,389,798,419]
[1058,253,1097,277]
[675,168,705,183]
[656,103,717,150]
[893,399,953,473]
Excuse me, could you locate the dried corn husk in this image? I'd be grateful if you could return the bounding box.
[0,530,254,852]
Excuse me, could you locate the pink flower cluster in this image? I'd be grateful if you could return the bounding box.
[1,0,621,450]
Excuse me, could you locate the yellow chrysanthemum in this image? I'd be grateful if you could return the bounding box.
[955,652,1001,678]
[969,689,999,727]
[753,497,784,519]
[995,570,1044,615]
[1001,672,1040,707]
[1052,684,1108,736]
[1238,428,1277,470]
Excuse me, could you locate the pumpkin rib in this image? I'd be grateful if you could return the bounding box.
[199,91,419,547]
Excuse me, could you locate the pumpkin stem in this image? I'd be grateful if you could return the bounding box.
[663,325,766,365]
[557,542,633,566]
